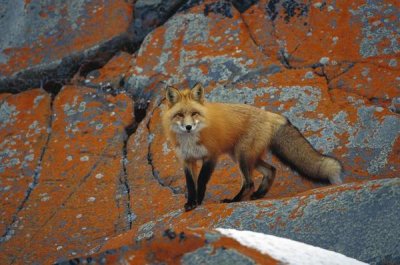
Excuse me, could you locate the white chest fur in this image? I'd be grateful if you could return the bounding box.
[175,133,208,160]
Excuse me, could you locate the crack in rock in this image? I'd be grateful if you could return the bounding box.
[115,101,149,232]
[9,141,115,264]
[146,99,181,195]
[0,91,54,244]
[118,129,135,231]
[237,11,264,55]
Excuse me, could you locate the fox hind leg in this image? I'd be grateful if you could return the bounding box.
[222,154,255,203]
[251,159,276,200]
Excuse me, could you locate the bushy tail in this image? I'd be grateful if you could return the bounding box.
[270,122,342,184]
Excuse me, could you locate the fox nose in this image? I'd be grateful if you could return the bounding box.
[186,125,192,131]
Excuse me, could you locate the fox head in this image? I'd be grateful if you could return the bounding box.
[164,83,207,134]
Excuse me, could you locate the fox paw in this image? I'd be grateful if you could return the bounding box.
[184,201,197,211]
[221,198,236,203]
[250,192,264,200]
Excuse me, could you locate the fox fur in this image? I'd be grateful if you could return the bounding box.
[162,83,342,211]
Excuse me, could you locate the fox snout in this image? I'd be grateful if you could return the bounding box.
[180,122,196,133]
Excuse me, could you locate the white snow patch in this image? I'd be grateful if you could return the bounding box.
[216,228,367,265]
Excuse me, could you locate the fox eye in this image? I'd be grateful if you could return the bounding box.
[191,112,200,116]
[174,112,184,118]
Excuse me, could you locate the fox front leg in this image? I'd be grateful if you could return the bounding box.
[183,161,197,211]
[196,159,216,205]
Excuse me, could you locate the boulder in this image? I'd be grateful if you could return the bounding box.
[130,178,399,264]
[59,227,369,265]
[0,89,51,238]
[0,86,134,264]
[124,0,399,204]
[0,0,189,93]
[0,0,133,93]
[72,51,134,92]
[240,0,399,104]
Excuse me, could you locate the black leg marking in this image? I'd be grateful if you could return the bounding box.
[197,160,216,205]
[222,154,254,203]
[184,166,197,211]
[251,160,276,200]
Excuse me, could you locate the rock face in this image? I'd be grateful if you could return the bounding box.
[0,0,133,93]
[125,0,399,201]
[63,179,399,265]
[61,228,280,265]
[0,0,399,264]
[0,90,52,238]
[241,0,399,106]
[130,178,400,265]
[0,86,134,264]
[61,227,369,265]
[0,0,188,93]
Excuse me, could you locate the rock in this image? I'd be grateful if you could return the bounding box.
[240,0,399,103]
[59,228,279,264]
[0,89,51,239]
[63,228,369,264]
[124,0,400,204]
[328,61,399,106]
[96,3,399,263]
[0,86,134,264]
[0,0,133,93]
[0,0,189,93]
[0,0,399,264]
[131,178,400,264]
[72,51,134,92]
[130,0,189,48]
[125,94,185,231]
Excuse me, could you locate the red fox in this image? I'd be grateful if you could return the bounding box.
[162,83,342,211]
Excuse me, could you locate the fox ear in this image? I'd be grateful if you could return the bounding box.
[191,83,204,103]
[166,86,181,106]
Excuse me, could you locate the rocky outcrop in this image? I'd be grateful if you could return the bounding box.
[0,0,188,93]
[124,0,399,201]
[66,178,398,264]
[0,90,52,238]
[0,86,134,264]
[61,228,369,265]
[128,178,400,265]
[0,0,399,264]
[241,0,399,107]
[62,228,280,265]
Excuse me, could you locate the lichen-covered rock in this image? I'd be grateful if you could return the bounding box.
[96,4,399,264]
[241,0,399,103]
[0,86,134,264]
[126,95,185,230]
[72,51,134,91]
[131,178,400,264]
[60,228,279,265]
[130,0,189,47]
[0,0,190,93]
[124,0,400,204]
[328,61,399,105]
[65,227,369,265]
[0,0,399,264]
[0,89,51,238]
[0,0,133,92]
